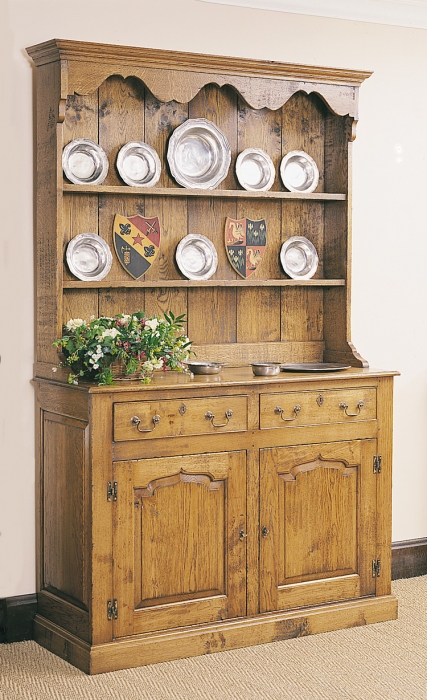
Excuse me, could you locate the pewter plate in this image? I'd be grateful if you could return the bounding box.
[167,118,231,189]
[116,141,161,187]
[251,362,281,376]
[62,139,109,185]
[176,234,218,280]
[280,236,318,280]
[235,148,275,191]
[280,363,351,372]
[280,150,319,193]
[66,233,112,281]
[186,361,224,375]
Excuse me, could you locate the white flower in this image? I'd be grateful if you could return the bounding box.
[145,318,159,331]
[93,363,99,369]
[65,318,85,331]
[51,367,57,372]
[152,358,164,369]
[100,328,121,340]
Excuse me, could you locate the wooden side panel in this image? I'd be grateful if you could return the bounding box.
[62,91,99,323]
[375,376,394,595]
[35,63,63,363]
[113,451,246,638]
[42,412,90,609]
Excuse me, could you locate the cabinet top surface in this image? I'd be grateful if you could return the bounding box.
[25,38,372,86]
[38,366,399,395]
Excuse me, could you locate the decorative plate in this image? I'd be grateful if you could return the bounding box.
[235,148,275,191]
[280,363,351,372]
[167,118,231,189]
[280,150,319,193]
[66,233,112,281]
[186,361,224,375]
[280,236,318,280]
[116,142,161,187]
[176,234,218,280]
[62,139,109,185]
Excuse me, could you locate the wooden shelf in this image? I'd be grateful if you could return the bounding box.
[63,184,347,201]
[63,278,346,289]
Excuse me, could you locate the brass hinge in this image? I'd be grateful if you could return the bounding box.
[372,558,381,577]
[373,455,382,474]
[107,598,118,620]
[107,481,118,501]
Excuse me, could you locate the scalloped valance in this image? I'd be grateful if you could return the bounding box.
[27,39,371,118]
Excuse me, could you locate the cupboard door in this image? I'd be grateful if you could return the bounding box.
[260,439,377,613]
[113,451,246,637]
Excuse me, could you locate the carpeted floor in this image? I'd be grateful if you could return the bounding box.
[0,577,426,700]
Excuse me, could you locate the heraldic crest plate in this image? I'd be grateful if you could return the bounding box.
[225,217,266,278]
[113,214,161,279]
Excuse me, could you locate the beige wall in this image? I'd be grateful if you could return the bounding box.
[1,0,426,597]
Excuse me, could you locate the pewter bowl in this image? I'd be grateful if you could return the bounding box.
[280,236,318,280]
[280,150,319,193]
[235,148,275,191]
[186,361,225,375]
[62,139,109,185]
[116,141,161,187]
[176,234,218,280]
[167,118,231,189]
[66,233,112,282]
[251,362,281,376]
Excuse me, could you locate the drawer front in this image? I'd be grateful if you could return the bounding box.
[260,387,377,429]
[114,395,248,441]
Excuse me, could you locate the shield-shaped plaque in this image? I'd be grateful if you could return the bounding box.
[113,214,161,279]
[225,217,266,278]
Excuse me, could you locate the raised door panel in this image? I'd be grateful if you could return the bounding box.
[259,439,377,613]
[113,451,246,638]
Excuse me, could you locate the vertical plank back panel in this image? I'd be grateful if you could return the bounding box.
[62,92,99,323]
[236,102,282,344]
[98,76,147,315]
[280,93,326,353]
[187,86,238,345]
[143,91,188,320]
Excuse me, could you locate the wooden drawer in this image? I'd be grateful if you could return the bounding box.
[260,387,376,429]
[114,395,248,441]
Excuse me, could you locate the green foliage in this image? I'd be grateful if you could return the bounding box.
[53,311,192,385]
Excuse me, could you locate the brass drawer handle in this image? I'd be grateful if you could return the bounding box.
[205,409,233,428]
[339,400,364,417]
[131,414,161,432]
[239,530,248,541]
[274,404,301,422]
[261,526,270,538]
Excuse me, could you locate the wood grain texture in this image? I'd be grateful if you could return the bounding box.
[42,412,90,608]
[98,76,147,314]
[260,439,377,613]
[34,63,63,363]
[62,90,99,323]
[29,41,395,676]
[113,451,246,636]
[34,594,397,675]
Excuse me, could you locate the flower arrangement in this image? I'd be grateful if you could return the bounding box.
[53,311,192,385]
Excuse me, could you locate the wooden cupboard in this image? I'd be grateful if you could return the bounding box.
[27,39,398,674]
